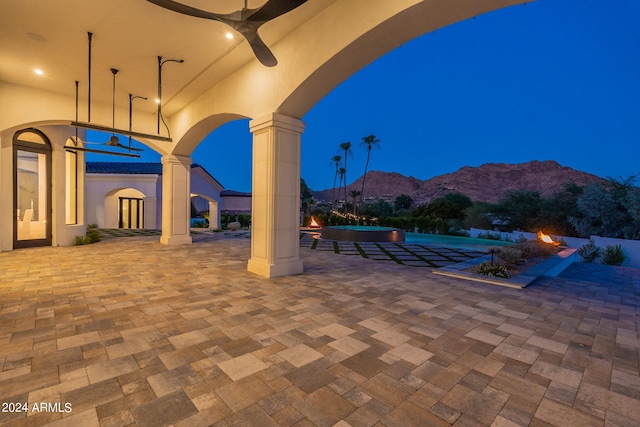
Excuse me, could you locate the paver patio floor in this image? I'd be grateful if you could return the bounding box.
[0,234,638,426]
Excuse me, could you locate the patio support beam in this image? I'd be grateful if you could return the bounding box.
[247,113,304,278]
[160,154,192,245]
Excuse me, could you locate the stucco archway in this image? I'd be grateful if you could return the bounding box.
[103,187,147,229]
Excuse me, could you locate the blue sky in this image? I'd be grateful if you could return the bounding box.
[89,0,640,193]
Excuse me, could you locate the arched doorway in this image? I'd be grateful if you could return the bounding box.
[13,128,52,248]
[105,188,147,229]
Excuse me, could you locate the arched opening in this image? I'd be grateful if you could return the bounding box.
[190,195,220,230]
[191,119,253,193]
[104,188,147,229]
[13,128,52,248]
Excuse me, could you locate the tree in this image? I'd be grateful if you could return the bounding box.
[329,155,342,212]
[569,177,639,239]
[426,193,473,222]
[394,194,413,212]
[463,201,493,230]
[360,199,393,218]
[359,134,380,204]
[537,182,583,236]
[338,142,353,213]
[570,183,621,237]
[350,190,361,216]
[491,190,543,232]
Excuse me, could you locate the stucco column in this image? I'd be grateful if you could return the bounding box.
[208,200,220,230]
[160,154,192,245]
[247,113,304,278]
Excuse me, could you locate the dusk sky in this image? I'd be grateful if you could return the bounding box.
[89,0,640,193]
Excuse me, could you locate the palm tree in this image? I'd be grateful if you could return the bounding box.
[360,134,380,205]
[337,167,346,212]
[338,141,352,213]
[329,155,342,212]
[350,190,361,217]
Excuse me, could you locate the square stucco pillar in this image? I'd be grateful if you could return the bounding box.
[160,154,193,245]
[247,113,305,278]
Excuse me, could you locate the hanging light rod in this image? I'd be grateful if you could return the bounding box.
[157,56,184,136]
[65,146,141,158]
[69,121,172,142]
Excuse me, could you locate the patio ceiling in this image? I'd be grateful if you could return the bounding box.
[0,0,336,119]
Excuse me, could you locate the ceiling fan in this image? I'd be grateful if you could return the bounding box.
[67,70,145,158]
[81,69,145,152]
[146,0,309,67]
[82,135,144,152]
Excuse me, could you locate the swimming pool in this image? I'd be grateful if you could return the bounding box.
[405,233,513,252]
[321,225,405,242]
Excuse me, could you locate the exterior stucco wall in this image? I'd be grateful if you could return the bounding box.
[221,196,252,214]
[85,174,161,229]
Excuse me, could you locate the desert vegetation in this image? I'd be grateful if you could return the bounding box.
[308,176,640,242]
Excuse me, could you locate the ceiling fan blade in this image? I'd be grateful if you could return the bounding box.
[230,22,278,67]
[146,0,225,23]
[146,0,307,66]
[118,143,145,152]
[244,0,308,22]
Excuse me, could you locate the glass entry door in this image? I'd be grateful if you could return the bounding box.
[14,130,52,248]
[119,197,144,229]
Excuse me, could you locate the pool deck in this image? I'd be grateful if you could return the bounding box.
[0,232,639,426]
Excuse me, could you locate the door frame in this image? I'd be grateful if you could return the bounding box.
[119,197,144,229]
[13,128,53,248]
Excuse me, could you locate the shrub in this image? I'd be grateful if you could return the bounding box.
[476,262,511,279]
[577,240,600,263]
[74,224,101,245]
[510,241,557,259]
[477,231,503,241]
[86,224,101,243]
[497,248,525,265]
[602,244,625,266]
[193,219,208,228]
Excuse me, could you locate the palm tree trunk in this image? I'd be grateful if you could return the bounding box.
[360,148,371,204]
[331,167,338,212]
[343,159,348,214]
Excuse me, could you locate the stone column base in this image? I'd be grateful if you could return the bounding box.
[247,258,304,278]
[159,234,193,245]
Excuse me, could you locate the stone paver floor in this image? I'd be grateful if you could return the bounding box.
[0,233,639,426]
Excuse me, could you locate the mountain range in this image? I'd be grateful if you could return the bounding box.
[311,160,608,205]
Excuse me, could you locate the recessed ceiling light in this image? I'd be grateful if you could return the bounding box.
[154,98,161,104]
[34,69,44,75]
[225,32,234,40]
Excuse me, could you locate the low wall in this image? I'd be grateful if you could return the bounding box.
[469,228,640,268]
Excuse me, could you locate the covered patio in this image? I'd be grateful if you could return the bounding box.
[1,0,526,277]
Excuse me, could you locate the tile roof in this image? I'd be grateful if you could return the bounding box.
[220,190,252,197]
[86,162,162,175]
[86,162,228,191]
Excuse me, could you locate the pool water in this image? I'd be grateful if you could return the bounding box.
[405,233,513,252]
[328,225,397,231]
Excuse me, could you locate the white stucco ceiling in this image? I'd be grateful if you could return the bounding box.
[0,0,335,117]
